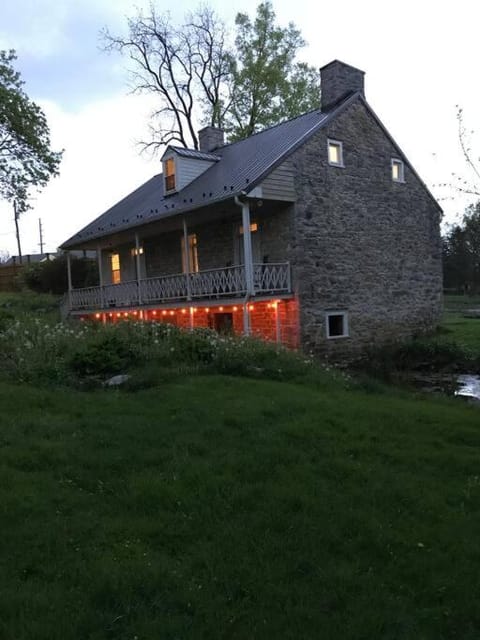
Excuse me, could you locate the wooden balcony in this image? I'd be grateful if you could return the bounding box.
[67,262,291,313]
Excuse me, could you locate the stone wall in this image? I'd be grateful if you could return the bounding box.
[144,209,291,276]
[289,98,443,357]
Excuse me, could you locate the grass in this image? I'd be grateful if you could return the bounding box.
[0,290,61,322]
[1,376,480,639]
[440,294,480,352]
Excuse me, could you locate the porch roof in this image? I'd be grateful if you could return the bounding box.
[61,96,357,250]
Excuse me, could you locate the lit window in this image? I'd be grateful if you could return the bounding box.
[391,159,405,182]
[326,311,349,339]
[111,253,121,284]
[164,157,176,192]
[181,233,199,273]
[239,222,258,234]
[328,140,344,167]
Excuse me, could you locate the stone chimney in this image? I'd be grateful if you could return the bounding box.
[198,126,224,152]
[320,60,365,111]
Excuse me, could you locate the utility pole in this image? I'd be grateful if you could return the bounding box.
[38,218,44,254]
[13,201,22,264]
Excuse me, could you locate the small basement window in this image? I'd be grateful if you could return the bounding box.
[326,311,349,339]
[164,157,176,192]
[328,139,344,167]
[391,158,405,182]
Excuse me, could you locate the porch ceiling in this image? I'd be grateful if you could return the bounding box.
[68,197,289,251]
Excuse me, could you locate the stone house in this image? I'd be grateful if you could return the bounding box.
[61,60,442,356]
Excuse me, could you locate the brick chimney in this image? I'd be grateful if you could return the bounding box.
[320,60,365,111]
[198,126,224,152]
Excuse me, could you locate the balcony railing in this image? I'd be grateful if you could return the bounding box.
[68,262,291,312]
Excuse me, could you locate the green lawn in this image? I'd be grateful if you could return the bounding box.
[1,376,479,639]
[439,295,480,354]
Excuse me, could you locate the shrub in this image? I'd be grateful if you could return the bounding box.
[67,332,140,378]
[23,256,98,295]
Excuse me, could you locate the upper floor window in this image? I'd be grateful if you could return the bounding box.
[164,157,176,192]
[391,158,405,183]
[328,139,344,167]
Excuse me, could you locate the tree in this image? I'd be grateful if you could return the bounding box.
[443,201,480,292]
[102,2,320,149]
[102,6,232,151]
[227,2,320,140]
[0,50,62,214]
[455,107,480,198]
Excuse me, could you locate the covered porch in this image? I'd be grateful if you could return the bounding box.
[67,262,291,312]
[63,195,298,344]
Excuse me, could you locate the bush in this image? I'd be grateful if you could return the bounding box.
[361,339,474,380]
[67,332,140,378]
[0,317,323,389]
[23,256,98,295]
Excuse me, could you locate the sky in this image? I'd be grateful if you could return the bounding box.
[0,0,479,257]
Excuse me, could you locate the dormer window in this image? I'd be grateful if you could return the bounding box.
[328,139,344,167]
[164,157,176,192]
[392,159,405,183]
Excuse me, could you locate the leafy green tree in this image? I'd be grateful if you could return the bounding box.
[0,50,62,214]
[443,201,480,292]
[227,2,320,140]
[103,2,320,148]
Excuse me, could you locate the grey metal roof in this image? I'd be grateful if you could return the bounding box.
[61,103,344,249]
[169,146,221,161]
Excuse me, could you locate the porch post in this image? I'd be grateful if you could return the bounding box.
[183,217,192,301]
[97,244,104,309]
[135,232,142,305]
[66,251,72,311]
[241,201,255,295]
[275,301,281,344]
[243,303,250,335]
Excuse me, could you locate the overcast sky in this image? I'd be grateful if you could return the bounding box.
[1,0,479,257]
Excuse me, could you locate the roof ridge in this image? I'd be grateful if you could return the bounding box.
[217,108,323,151]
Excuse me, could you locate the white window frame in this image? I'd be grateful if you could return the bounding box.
[328,139,344,167]
[391,158,405,183]
[325,311,349,339]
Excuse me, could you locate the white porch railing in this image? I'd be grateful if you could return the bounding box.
[68,262,291,312]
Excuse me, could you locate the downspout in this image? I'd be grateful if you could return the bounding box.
[234,194,254,336]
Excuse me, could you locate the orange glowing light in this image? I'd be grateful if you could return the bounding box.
[124,312,129,317]
[170,311,175,316]
[95,313,101,319]
[152,310,157,315]
[133,310,138,315]
[181,308,186,314]
[249,304,254,311]
[219,306,223,311]
[162,310,167,316]
[109,313,113,317]
[233,306,238,311]
[116,313,121,318]
[205,307,209,313]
